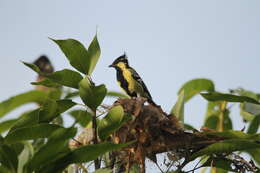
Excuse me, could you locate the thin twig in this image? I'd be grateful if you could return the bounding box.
[185,165,204,173]
[92,110,100,169]
[154,162,164,173]
[165,161,175,173]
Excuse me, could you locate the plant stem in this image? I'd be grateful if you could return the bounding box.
[217,101,227,132]
[92,110,100,170]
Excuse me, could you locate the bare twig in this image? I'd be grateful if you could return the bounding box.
[92,110,100,169]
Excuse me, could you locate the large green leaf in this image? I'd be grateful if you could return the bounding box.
[171,90,185,122]
[0,144,18,172]
[98,105,125,140]
[5,124,62,144]
[201,92,260,104]
[205,130,258,140]
[69,110,92,127]
[0,119,17,134]
[0,90,48,118]
[9,109,40,133]
[79,77,107,111]
[46,69,83,89]
[191,139,260,160]
[24,61,83,89]
[50,38,89,74]
[231,88,259,100]
[87,34,101,75]
[27,127,76,172]
[178,78,214,102]
[39,142,132,173]
[39,99,76,123]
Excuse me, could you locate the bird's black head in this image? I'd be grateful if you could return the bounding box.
[109,54,129,68]
[33,55,54,73]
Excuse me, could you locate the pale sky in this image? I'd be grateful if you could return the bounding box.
[0,1,259,170]
[1,0,260,127]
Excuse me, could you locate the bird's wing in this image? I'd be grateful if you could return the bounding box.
[129,67,153,99]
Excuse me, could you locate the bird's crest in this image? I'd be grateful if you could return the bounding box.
[112,53,129,65]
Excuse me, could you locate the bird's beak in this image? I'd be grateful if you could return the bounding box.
[109,64,114,68]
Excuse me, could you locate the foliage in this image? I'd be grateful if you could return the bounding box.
[0,34,259,173]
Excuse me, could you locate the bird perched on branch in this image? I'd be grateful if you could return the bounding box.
[109,54,156,105]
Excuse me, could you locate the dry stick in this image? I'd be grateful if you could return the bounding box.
[154,162,164,173]
[92,110,101,170]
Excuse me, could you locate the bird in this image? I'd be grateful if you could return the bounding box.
[109,54,156,105]
[33,55,55,91]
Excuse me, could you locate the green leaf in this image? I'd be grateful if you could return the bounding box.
[5,124,62,144]
[98,105,125,140]
[240,103,260,122]
[205,130,253,139]
[39,142,132,173]
[178,78,214,102]
[17,142,34,173]
[106,91,129,98]
[39,99,57,122]
[223,109,233,131]
[50,38,89,74]
[22,62,42,74]
[64,91,79,99]
[0,119,17,134]
[204,115,218,130]
[202,157,234,172]
[39,99,76,123]
[24,61,83,89]
[0,165,10,173]
[87,34,101,75]
[31,79,61,88]
[191,139,260,160]
[240,105,255,122]
[46,69,83,89]
[69,110,92,127]
[247,115,260,134]
[231,88,259,100]
[171,90,185,122]
[94,168,112,173]
[79,77,107,111]
[27,127,77,172]
[47,89,62,101]
[204,101,220,121]
[201,92,260,104]
[247,148,260,165]
[9,109,40,133]
[0,144,18,172]
[0,90,48,118]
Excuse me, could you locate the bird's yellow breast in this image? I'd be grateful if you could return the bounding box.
[117,62,137,93]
